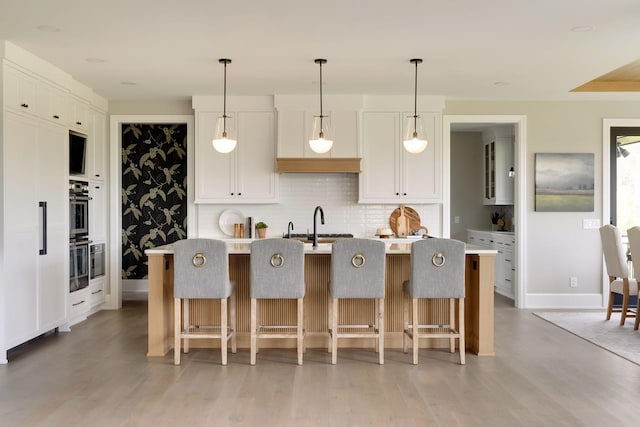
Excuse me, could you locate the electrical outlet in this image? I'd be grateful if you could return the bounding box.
[570,276,578,288]
[454,216,460,224]
[583,219,600,229]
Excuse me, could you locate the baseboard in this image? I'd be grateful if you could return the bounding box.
[123,279,148,301]
[525,293,604,309]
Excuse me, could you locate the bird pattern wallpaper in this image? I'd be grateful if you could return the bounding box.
[121,123,187,280]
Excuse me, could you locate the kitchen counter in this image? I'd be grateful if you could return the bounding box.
[145,240,497,357]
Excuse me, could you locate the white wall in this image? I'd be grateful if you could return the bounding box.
[446,100,640,307]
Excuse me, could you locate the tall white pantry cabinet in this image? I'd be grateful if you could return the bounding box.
[0,41,108,363]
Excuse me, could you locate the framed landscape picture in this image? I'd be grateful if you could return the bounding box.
[535,153,594,212]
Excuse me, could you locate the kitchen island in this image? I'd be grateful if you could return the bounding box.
[145,241,497,357]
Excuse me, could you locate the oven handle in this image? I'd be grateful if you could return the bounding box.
[39,201,47,255]
[70,195,91,201]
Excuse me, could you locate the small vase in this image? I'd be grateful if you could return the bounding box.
[257,228,267,239]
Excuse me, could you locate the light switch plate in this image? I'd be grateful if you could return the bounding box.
[583,219,600,229]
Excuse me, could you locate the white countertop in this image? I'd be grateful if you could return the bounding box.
[467,229,515,235]
[145,239,497,255]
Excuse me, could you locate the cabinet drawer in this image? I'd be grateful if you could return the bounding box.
[89,278,105,307]
[69,288,90,318]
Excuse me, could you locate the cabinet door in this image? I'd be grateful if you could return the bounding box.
[4,113,39,346]
[330,110,359,158]
[401,112,441,202]
[236,111,278,202]
[494,137,514,205]
[37,81,68,125]
[36,121,68,330]
[4,66,38,116]
[195,111,236,202]
[69,97,90,133]
[359,111,400,203]
[89,110,106,180]
[483,141,496,204]
[277,110,306,157]
[89,182,107,242]
[89,277,106,307]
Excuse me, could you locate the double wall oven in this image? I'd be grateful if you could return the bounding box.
[69,180,90,292]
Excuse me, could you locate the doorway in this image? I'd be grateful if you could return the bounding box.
[444,115,527,308]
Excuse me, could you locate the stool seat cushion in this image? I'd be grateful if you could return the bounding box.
[610,278,639,295]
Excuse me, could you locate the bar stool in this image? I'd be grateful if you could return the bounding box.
[403,238,465,365]
[624,226,640,330]
[173,238,236,365]
[329,239,386,365]
[250,239,305,365]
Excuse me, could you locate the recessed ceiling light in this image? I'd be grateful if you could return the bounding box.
[120,81,137,86]
[85,57,105,63]
[36,25,61,32]
[493,81,510,87]
[570,25,593,32]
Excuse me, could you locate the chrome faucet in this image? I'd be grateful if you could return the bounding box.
[312,206,325,248]
[287,221,294,239]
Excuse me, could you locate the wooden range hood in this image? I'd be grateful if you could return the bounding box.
[276,157,361,173]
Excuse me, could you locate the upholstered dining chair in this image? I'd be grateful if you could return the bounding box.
[173,238,236,365]
[625,226,640,330]
[250,238,306,365]
[329,238,386,365]
[599,224,638,325]
[402,238,466,365]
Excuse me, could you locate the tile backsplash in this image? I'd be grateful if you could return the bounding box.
[196,173,442,238]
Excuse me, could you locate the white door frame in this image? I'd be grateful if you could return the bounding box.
[108,115,195,308]
[443,115,527,308]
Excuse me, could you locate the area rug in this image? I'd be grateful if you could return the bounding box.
[533,311,640,366]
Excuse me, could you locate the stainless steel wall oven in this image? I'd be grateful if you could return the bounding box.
[69,180,90,292]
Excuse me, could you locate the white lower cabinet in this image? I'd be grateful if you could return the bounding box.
[195,110,278,203]
[3,112,68,348]
[89,277,106,308]
[467,230,515,299]
[69,287,90,319]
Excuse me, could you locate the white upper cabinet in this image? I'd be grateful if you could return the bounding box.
[68,96,90,133]
[4,65,38,116]
[87,109,106,181]
[274,95,361,159]
[359,110,441,204]
[37,80,68,125]
[483,131,514,205]
[195,110,278,203]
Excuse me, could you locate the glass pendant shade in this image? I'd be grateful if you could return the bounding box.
[309,115,333,154]
[403,115,427,154]
[211,114,236,153]
[309,58,333,154]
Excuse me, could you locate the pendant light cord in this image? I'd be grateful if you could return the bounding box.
[223,60,228,134]
[413,59,418,134]
[319,60,324,134]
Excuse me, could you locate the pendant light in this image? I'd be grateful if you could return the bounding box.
[403,58,428,154]
[212,58,236,153]
[309,58,333,154]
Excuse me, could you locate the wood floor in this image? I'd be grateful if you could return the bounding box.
[1,295,638,427]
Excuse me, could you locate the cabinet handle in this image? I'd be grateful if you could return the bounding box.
[53,115,60,119]
[76,121,82,125]
[72,300,86,307]
[95,174,100,178]
[396,192,399,196]
[238,192,242,196]
[230,192,234,196]
[95,186,100,189]
[92,290,103,295]
[39,201,47,255]
[403,192,407,196]
[21,103,29,108]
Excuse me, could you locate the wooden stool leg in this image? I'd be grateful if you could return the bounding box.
[250,298,257,366]
[297,298,304,365]
[459,298,466,365]
[606,290,614,320]
[221,298,228,366]
[378,298,384,365]
[327,292,332,353]
[374,299,380,353]
[449,298,455,353]
[412,298,419,365]
[331,298,338,365]
[621,291,629,325]
[403,292,409,353]
[174,298,181,365]
[183,299,190,353]
[230,292,237,354]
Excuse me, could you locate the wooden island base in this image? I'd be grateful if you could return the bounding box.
[147,249,496,357]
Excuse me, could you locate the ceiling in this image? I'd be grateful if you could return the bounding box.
[2,0,640,102]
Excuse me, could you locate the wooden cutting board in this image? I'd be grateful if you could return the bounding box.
[389,206,423,236]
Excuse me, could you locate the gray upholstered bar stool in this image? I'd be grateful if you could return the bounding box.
[173,238,236,365]
[250,239,305,365]
[403,238,465,365]
[329,238,386,365]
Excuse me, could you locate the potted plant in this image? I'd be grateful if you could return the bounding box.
[255,221,268,238]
